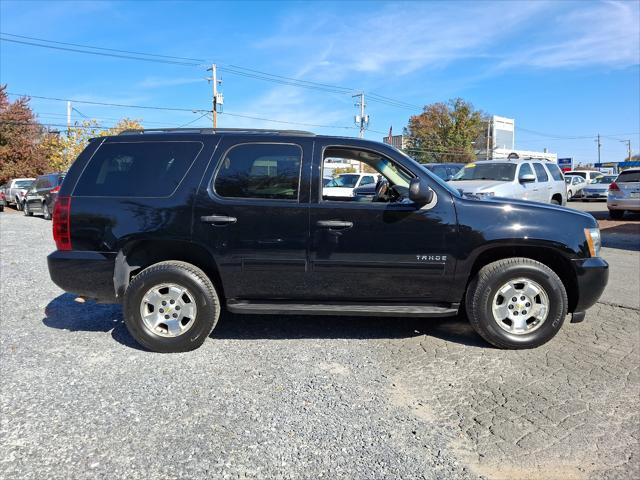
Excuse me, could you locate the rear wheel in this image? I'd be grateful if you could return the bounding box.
[609,209,624,220]
[466,258,567,349]
[42,202,51,220]
[123,261,220,353]
[551,198,561,205]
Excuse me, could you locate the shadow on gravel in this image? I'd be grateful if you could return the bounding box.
[601,223,640,251]
[212,312,490,347]
[42,294,489,349]
[42,293,142,350]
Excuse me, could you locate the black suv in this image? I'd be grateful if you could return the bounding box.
[47,129,608,352]
[24,172,65,220]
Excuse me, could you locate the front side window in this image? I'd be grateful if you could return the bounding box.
[518,163,534,180]
[214,143,302,200]
[359,176,375,186]
[326,174,360,188]
[74,141,202,197]
[533,163,549,182]
[452,163,517,182]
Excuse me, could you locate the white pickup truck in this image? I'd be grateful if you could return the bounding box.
[4,178,34,210]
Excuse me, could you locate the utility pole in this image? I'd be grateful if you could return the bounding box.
[595,133,601,164]
[352,93,368,139]
[66,101,71,134]
[207,64,223,128]
[620,139,631,161]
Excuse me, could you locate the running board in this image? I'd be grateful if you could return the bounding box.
[226,301,459,317]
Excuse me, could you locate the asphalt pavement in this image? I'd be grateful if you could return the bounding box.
[0,205,638,480]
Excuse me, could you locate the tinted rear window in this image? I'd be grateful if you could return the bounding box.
[74,141,202,197]
[617,170,640,182]
[533,163,549,182]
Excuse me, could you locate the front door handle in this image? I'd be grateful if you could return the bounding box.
[201,215,237,226]
[316,220,353,230]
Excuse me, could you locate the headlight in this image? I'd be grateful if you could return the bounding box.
[584,227,601,257]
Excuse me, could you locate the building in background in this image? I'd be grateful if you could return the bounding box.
[476,115,557,162]
[382,134,407,150]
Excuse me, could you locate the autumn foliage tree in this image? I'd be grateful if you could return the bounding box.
[404,98,484,163]
[0,86,50,182]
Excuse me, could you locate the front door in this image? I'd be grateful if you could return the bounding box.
[307,142,458,303]
[193,137,312,301]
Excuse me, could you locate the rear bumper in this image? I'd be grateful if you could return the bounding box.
[572,257,609,313]
[47,250,118,303]
[607,197,640,211]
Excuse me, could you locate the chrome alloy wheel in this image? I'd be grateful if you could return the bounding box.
[491,278,549,335]
[140,283,198,338]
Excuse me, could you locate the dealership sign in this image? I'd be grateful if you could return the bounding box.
[558,157,573,171]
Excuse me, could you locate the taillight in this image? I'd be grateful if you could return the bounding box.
[50,186,60,194]
[608,181,620,191]
[52,196,71,251]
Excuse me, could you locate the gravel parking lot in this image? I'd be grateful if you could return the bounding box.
[1,207,638,480]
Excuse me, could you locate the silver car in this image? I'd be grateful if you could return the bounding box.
[581,175,617,201]
[607,168,640,219]
[450,159,566,205]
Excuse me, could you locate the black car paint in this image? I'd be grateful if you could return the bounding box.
[48,132,607,317]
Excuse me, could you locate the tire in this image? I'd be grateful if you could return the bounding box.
[23,202,32,216]
[466,258,567,349]
[42,202,51,220]
[123,261,220,353]
[567,190,573,200]
[609,209,624,220]
[551,198,560,205]
[15,199,22,211]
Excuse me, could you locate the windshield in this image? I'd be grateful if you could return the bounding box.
[592,175,616,184]
[326,174,360,188]
[15,180,33,188]
[451,163,516,181]
[387,145,461,197]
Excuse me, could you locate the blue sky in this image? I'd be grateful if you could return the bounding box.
[1,0,638,165]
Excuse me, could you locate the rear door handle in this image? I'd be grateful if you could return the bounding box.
[201,215,237,226]
[316,220,353,230]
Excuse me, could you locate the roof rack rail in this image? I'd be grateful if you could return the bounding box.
[118,128,315,136]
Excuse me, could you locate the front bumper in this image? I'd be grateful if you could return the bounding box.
[572,256,609,313]
[48,250,118,303]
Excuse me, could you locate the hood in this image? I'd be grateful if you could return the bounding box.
[486,196,596,223]
[450,180,509,194]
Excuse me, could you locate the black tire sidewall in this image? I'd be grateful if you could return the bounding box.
[124,264,219,352]
[471,262,566,348]
[43,203,50,220]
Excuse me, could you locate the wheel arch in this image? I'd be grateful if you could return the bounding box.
[114,239,224,302]
[465,244,579,313]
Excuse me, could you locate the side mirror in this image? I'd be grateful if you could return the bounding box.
[519,173,536,183]
[409,178,434,204]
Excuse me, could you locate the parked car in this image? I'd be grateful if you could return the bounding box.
[323,173,378,198]
[23,173,65,220]
[47,128,607,353]
[564,174,588,200]
[0,184,6,212]
[5,178,34,210]
[449,159,566,204]
[581,175,617,201]
[424,163,464,181]
[607,168,640,219]
[565,170,603,184]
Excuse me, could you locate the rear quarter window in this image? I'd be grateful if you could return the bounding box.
[546,163,564,181]
[73,141,202,197]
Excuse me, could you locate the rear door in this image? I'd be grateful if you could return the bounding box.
[193,136,313,300]
[532,162,552,202]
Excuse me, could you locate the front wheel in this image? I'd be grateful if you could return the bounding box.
[23,202,32,216]
[567,189,573,200]
[123,261,220,353]
[15,199,22,211]
[466,258,567,349]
